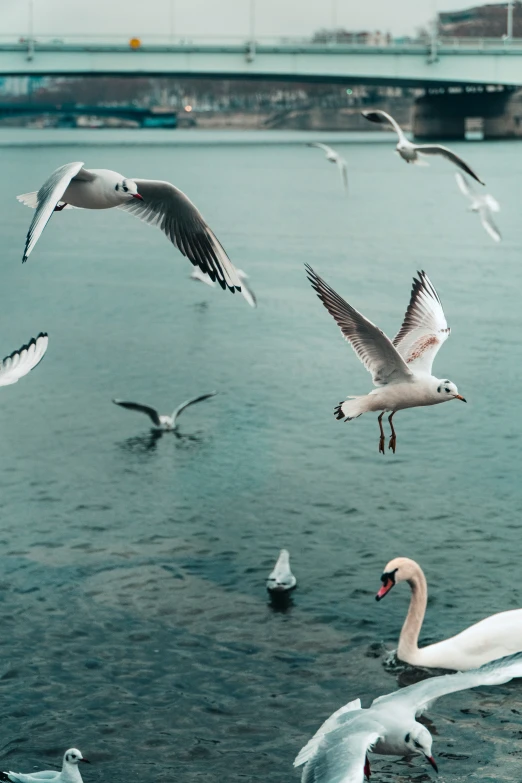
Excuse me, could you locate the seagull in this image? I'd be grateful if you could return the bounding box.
[0,333,48,387]
[190,267,257,307]
[306,265,466,454]
[455,172,501,242]
[0,749,90,783]
[112,391,217,431]
[17,161,242,292]
[294,651,522,783]
[307,143,348,192]
[376,557,522,670]
[361,109,484,185]
[266,549,297,593]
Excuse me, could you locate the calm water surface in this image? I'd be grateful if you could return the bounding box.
[0,130,521,782]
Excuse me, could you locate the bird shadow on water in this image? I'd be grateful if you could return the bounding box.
[268,591,295,613]
[116,429,204,456]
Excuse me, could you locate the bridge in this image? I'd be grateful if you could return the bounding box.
[1,35,522,139]
[1,35,522,87]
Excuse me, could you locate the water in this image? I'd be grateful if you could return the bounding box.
[0,129,521,782]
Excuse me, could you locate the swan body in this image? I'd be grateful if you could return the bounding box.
[377,556,522,670]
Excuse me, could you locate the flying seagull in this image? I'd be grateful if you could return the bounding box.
[17,162,242,292]
[0,333,48,387]
[306,265,466,454]
[191,267,257,307]
[307,143,348,192]
[361,109,484,185]
[455,172,501,242]
[294,652,522,783]
[0,749,90,783]
[112,391,217,431]
[266,549,297,593]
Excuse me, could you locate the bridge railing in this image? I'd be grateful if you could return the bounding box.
[1,33,522,52]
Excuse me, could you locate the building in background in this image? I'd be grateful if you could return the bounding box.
[438,3,522,37]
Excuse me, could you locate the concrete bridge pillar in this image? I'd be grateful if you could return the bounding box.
[413,101,465,140]
[412,89,513,141]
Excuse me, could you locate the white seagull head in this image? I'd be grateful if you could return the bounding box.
[404,724,437,770]
[63,750,89,766]
[435,378,466,403]
[115,178,143,201]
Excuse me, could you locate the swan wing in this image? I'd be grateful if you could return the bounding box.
[306,264,413,387]
[373,651,522,716]
[392,271,450,375]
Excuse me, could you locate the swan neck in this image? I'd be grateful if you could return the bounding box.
[397,566,427,661]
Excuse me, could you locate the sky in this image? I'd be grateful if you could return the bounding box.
[0,0,512,39]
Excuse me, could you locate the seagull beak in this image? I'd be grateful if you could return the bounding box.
[454,394,467,402]
[375,576,394,601]
[132,193,143,200]
[79,759,90,764]
[426,755,438,773]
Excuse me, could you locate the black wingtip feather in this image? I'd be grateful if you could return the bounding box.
[334,403,344,420]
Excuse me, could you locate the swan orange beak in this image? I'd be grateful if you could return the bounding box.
[426,756,438,773]
[375,577,394,601]
[454,394,466,402]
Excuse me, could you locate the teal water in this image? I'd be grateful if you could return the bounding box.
[0,130,520,782]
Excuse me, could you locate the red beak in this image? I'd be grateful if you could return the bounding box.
[427,756,438,773]
[132,193,143,200]
[376,578,394,601]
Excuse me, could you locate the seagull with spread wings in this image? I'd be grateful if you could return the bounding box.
[455,172,501,242]
[306,266,466,454]
[112,391,217,432]
[361,109,484,185]
[307,143,348,193]
[190,267,257,307]
[17,162,242,293]
[0,333,48,387]
[294,652,522,783]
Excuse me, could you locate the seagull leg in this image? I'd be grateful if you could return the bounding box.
[364,756,371,779]
[54,202,67,211]
[388,412,397,453]
[378,412,385,455]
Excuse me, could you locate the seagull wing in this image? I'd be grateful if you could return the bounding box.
[392,271,450,375]
[171,391,217,426]
[455,171,474,200]
[19,161,92,262]
[484,194,500,213]
[295,708,384,783]
[6,774,59,783]
[112,399,162,427]
[306,265,413,387]
[119,179,241,293]
[479,205,501,242]
[190,268,217,287]
[414,145,484,185]
[338,158,348,192]
[0,333,48,387]
[373,651,522,717]
[361,110,406,141]
[308,143,335,156]
[237,271,257,308]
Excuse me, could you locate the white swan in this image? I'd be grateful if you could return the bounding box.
[361,109,484,185]
[376,556,522,670]
[266,549,296,592]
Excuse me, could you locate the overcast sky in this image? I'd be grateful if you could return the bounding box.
[1,0,511,39]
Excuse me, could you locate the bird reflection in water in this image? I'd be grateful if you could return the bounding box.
[118,428,203,455]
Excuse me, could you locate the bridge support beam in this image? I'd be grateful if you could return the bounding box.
[413,101,465,140]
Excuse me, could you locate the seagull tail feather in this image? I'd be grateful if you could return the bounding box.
[334,396,366,422]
